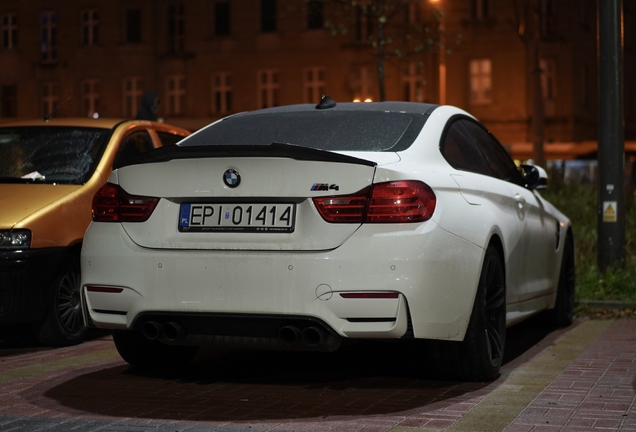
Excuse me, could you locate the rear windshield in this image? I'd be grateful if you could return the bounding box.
[180,111,427,152]
[0,126,111,184]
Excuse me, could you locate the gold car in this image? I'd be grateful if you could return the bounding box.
[0,118,190,346]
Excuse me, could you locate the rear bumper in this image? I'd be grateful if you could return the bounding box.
[0,248,65,324]
[81,222,484,342]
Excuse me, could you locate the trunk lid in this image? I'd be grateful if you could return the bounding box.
[117,146,394,251]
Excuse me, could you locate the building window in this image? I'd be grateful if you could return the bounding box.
[257,69,279,108]
[211,72,232,114]
[1,13,17,50]
[261,0,276,33]
[126,8,141,42]
[351,66,374,102]
[167,2,185,53]
[123,77,143,118]
[403,63,425,102]
[403,2,418,25]
[540,58,556,101]
[541,58,556,116]
[166,75,186,115]
[42,82,58,117]
[303,67,325,104]
[81,9,99,45]
[1,85,17,117]
[540,0,556,38]
[469,58,491,105]
[307,0,323,30]
[470,0,489,20]
[214,2,230,36]
[82,79,100,118]
[354,6,373,42]
[40,11,57,62]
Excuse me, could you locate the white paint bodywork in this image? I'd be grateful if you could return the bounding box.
[81,105,571,343]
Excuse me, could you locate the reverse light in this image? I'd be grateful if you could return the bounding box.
[92,183,159,222]
[313,180,436,223]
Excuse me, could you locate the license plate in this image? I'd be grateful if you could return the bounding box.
[178,203,296,233]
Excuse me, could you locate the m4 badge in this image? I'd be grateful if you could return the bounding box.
[311,183,340,192]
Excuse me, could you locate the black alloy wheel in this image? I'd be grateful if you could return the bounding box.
[36,258,87,346]
[429,244,506,382]
[552,232,575,327]
[56,268,84,334]
[481,247,506,369]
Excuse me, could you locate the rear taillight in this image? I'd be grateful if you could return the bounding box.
[92,183,159,222]
[313,180,436,224]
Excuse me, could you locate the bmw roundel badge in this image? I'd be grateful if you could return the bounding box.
[223,169,241,188]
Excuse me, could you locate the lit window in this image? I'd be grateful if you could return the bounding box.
[350,66,374,102]
[166,75,186,115]
[403,63,425,102]
[123,77,143,118]
[42,82,58,117]
[211,72,232,114]
[469,58,491,105]
[257,69,279,109]
[83,79,100,118]
[303,67,325,104]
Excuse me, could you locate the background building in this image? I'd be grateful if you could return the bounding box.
[0,0,633,159]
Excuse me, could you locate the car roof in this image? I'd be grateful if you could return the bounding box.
[232,101,439,117]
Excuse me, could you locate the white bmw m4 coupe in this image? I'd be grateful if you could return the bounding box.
[81,99,575,381]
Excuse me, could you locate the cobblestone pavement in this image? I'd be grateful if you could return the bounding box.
[0,317,634,431]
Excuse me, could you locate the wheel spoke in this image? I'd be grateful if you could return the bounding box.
[484,321,504,361]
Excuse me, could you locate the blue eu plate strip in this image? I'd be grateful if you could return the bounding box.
[179,204,191,227]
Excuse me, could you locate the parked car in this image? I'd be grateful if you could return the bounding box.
[0,118,190,346]
[81,100,575,381]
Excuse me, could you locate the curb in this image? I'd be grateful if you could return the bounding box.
[576,299,636,310]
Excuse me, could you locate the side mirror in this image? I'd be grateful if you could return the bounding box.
[520,164,548,190]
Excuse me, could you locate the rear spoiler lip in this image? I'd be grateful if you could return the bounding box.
[116,142,378,169]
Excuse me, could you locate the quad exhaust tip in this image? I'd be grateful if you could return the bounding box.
[141,321,330,348]
[141,321,187,342]
[277,325,327,347]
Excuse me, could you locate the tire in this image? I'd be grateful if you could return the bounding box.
[113,330,199,370]
[550,232,575,327]
[432,245,506,382]
[35,257,88,346]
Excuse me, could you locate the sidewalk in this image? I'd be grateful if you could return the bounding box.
[0,318,634,431]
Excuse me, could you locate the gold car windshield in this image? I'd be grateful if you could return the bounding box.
[0,126,111,184]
